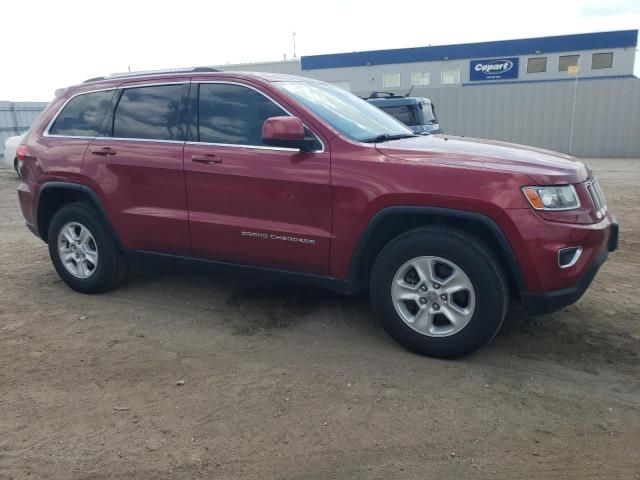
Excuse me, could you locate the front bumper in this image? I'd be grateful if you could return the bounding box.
[521,217,618,315]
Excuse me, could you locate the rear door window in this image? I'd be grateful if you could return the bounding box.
[49,90,115,137]
[112,84,183,141]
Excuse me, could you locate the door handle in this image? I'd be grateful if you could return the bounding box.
[191,154,222,164]
[90,147,117,156]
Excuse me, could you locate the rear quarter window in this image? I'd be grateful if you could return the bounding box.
[48,90,115,137]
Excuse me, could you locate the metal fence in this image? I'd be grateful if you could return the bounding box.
[402,77,640,158]
[0,102,48,158]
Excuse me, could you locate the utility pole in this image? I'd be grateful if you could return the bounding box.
[292,31,297,60]
[568,60,580,155]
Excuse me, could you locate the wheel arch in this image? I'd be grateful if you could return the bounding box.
[346,206,527,298]
[36,182,121,248]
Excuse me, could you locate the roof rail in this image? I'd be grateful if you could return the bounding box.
[365,91,408,99]
[82,66,221,83]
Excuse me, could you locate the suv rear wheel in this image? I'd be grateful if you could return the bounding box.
[370,226,508,358]
[48,203,128,293]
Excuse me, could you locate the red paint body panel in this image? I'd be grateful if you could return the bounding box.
[83,139,190,255]
[17,71,616,302]
[377,134,590,185]
[502,209,613,292]
[184,142,332,273]
[327,135,532,278]
[262,116,305,140]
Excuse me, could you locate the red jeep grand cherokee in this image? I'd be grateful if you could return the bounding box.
[16,68,618,358]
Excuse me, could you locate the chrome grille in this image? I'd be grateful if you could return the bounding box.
[586,179,607,219]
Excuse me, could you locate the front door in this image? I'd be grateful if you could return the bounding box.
[184,81,332,274]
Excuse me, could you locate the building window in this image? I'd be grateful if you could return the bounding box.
[527,57,547,73]
[592,52,613,69]
[559,55,579,72]
[411,72,430,86]
[382,73,401,89]
[441,70,460,85]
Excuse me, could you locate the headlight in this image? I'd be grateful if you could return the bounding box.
[522,185,580,210]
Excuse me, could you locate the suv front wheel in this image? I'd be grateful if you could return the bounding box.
[370,226,508,358]
[48,202,128,293]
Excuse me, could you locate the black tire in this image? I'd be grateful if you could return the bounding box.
[369,226,508,358]
[48,202,128,293]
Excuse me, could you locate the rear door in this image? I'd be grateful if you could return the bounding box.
[183,81,332,274]
[83,82,191,255]
[39,88,116,179]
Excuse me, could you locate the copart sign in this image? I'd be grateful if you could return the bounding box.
[469,58,519,81]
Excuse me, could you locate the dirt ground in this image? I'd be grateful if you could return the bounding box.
[0,159,639,480]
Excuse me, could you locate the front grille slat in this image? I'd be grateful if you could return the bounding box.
[586,179,607,219]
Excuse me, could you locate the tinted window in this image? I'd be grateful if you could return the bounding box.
[198,83,291,146]
[527,57,547,73]
[592,52,613,69]
[113,85,183,140]
[441,70,460,85]
[382,73,401,89]
[380,105,419,126]
[559,55,579,72]
[49,90,114,137]
[411,72,430,86]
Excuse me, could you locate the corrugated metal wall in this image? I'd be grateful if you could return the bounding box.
[1,77,638,158]
[221,60,639,158]
[403,77,640,158]
[0,102,48,158]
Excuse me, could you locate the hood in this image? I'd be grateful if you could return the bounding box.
[376,135,590,184]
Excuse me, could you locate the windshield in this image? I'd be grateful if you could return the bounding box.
[276,81,413,142]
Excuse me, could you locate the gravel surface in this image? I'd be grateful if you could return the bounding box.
[0,159,639,479]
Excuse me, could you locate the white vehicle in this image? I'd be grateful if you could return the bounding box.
[3,133,25,177]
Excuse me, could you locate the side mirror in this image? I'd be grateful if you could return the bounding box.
[262,116,316,152]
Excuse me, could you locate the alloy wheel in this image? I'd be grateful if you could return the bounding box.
[57,222,99,279]
[391,256,476,337]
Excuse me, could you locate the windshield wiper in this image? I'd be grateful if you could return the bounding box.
[361,133,418,143]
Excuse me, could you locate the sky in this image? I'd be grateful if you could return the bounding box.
[0,0,638,101]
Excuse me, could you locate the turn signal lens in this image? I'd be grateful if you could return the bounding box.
[522,185,580,211]
[522,188,544,209]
